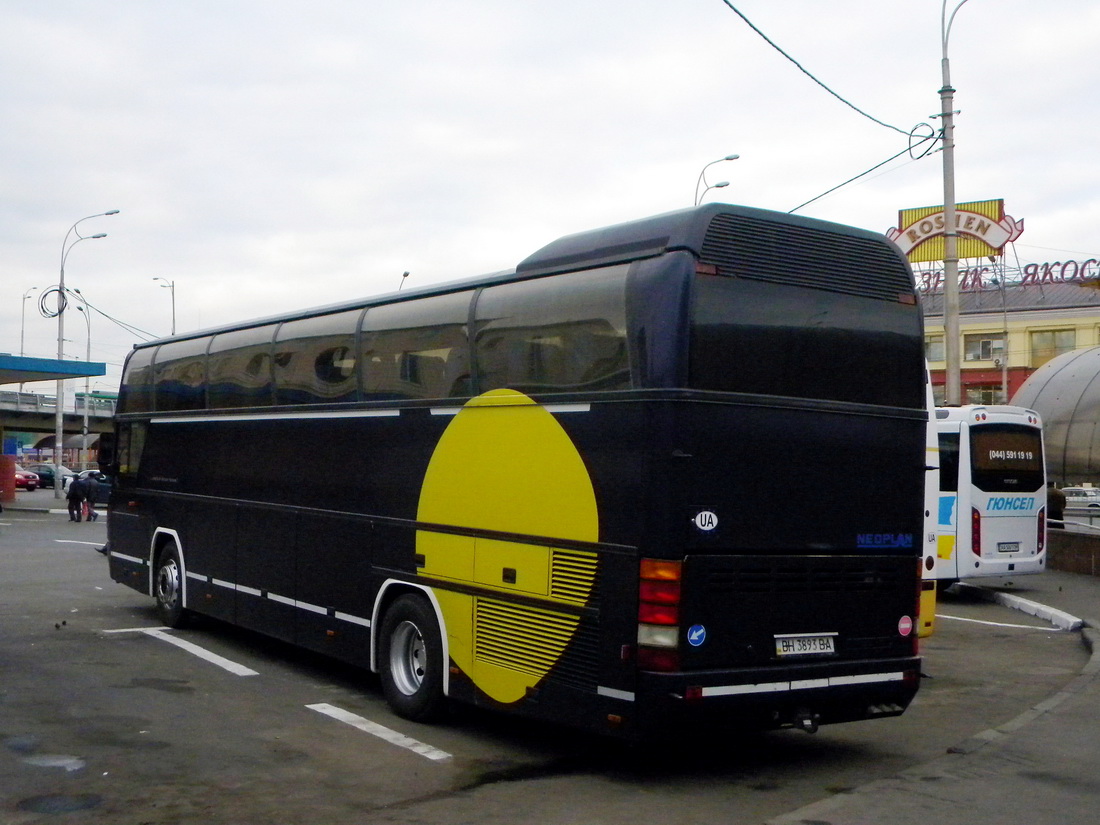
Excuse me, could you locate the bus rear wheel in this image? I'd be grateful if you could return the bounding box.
[154,545,189,628]
[379,594,445,722]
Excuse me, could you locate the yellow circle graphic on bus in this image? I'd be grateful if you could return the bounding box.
[416,389,599,705]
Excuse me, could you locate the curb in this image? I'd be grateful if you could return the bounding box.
[953,581,1085,631]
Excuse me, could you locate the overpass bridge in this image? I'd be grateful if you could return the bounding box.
[0,352,111,462]
[0,389,116,441]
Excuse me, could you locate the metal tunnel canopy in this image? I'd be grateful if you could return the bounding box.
[1013,346,1100,486]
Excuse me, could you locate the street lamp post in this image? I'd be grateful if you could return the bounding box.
[19,286,39,395]
[153,277,176,335]
[72,290,92,469]
[694,154,740,206]
[698,180,730,204]
[20,286,39,357]
[53,210,118,497]
[940,0,971,406]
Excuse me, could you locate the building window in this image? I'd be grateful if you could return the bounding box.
[925,335,945,362]
[1029,329,1076,368]
[963,333,1004,362]
[965,384,1001,405]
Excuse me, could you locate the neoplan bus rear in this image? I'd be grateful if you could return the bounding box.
[103,204,926,739]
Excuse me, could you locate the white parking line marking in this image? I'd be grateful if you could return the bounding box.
[306,703,452,762]
[103,626,260,676]
[54,540,103,546]
[937,613,1062,631]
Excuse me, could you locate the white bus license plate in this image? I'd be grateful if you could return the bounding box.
[998,541,1021,554]
[775,634,836,657]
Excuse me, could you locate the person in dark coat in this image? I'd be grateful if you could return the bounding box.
[1048,484,1066,529]
[83,475,100,522]
[66,476,86,522]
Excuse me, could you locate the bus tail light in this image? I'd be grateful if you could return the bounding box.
[637,558,682,672]
[1037,507,1046,554]
[971,507,982,557]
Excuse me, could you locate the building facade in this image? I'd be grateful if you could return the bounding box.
[921,278,1100,406]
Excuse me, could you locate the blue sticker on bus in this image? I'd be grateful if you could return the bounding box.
[687,624,707,647]
[938,495,957,527]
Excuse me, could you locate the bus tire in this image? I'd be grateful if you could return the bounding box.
[379,593,445,722]
[154,544,189,628]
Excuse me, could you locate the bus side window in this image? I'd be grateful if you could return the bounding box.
[118,346,157,414]
[274,310,361,405]
[361,292,472,401]
[938,433,960,493]
[116,422,147,478]
[152,338,210,411]
[207,326,276,409]
[473,265,631,394]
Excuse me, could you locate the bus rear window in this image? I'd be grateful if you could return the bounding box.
[689,275,924,407]
[970,425,1044,492]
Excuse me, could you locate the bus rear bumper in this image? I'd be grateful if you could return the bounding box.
[630,655,921,734]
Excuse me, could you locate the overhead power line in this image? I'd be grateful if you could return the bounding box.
[719,1,911,136]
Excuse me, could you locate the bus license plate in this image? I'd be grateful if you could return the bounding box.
[775,634,836,657]
[998,541,1021,554]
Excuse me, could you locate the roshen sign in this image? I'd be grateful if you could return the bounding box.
[886,199,1024,263]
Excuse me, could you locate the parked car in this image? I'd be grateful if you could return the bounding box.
[14,466,39,491]
[1062,487,1100,507]
[25,464,76,490]
[70,470,112,504]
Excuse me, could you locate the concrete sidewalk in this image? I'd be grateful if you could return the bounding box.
[2,488,102,516]
[769,568,1100,825]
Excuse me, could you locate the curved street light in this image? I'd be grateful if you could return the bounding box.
[19,286,39,395]
[73,296,93,469]
[53,210,118,497]
[694,154,740,206]
[698,180,730,205]
[940,0,972,406]
[153,277,176,335]
[20,286,39,357]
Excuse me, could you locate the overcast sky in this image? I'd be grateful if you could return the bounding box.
[3,0,1098,391]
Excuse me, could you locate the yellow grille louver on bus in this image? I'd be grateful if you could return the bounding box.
[550,548,598,604]
[474,599,580,676]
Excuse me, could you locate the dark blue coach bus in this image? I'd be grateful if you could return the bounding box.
[102,203,927,739]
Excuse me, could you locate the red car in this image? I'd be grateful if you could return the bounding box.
[14,466,39,491]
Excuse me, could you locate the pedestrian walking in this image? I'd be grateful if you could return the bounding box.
[66,476,86,522]
[83,474,100,522]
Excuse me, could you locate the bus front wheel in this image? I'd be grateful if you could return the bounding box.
[154,545,189,628]
[379,594,445,722]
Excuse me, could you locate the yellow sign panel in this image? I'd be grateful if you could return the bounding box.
[888,199,1024,263]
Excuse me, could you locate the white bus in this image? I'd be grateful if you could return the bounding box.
[933,405,1047,583]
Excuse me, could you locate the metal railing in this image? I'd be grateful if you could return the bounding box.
[0,390,116,417]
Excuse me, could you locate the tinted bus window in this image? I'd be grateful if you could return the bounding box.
[116,421,147,478]
[474,266,630,394]
[274,310,362,405]
[361,292,472,400]
[208,326,276,409]
[970,424,1045,492]
[938,432,959,493]
[118,346,157,414]
[690,275,924,407]
[153,338,209,411]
